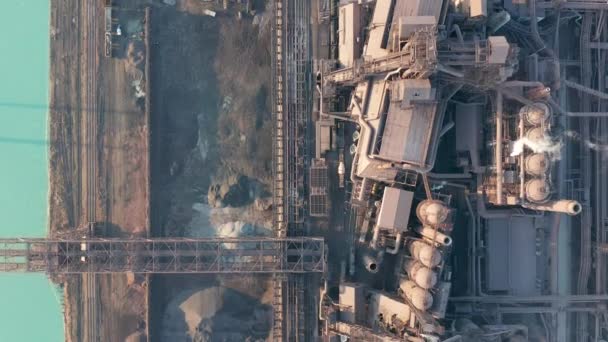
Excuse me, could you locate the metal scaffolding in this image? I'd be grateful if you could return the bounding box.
[0,237,326,274]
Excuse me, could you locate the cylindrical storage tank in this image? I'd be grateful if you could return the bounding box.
[416,200,449,226]
[416,226,452,246]
[404,259,437,289]
[399,280,433,311]
[525,127,547,143]
[525,153,550,176]
[525,178,551,203]
[524,200,582,216]
[409,241,442,268]
[520,103,550,126]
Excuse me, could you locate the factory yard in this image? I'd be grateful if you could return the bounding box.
[48,0,273,341]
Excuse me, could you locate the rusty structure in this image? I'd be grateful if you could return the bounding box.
[0,237,325,274]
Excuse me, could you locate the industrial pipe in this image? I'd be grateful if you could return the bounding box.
[416,226,453,247]
[370,224,381,249]
[408,240,442,268]
[495,91,504,205]
[363,250,384,274]
[385,232,402,255]
[404,259,437,289]
[523,200,582,216]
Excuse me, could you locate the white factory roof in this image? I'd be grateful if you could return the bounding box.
[377,79,438,167]
[488,36,510,64]
[339,283,366,324]
[367,290,412,328]
[377,187,414,232]
[338,3,362,68]
[364,0,392,59]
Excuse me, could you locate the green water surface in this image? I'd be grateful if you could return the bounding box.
[0,1,64,341]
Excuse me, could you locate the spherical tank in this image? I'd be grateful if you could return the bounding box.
[525,153,550,176]
[405,260,437,289]
[400,280,433,311]
[525,127,547,143]
[409,241,442,268]
[416,200,449,226]
[525,178,551,203]
[520,103,550,126]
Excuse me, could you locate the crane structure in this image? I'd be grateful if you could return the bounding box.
[0,237,326,274]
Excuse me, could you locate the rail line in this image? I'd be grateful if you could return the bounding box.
[84,0,99,340]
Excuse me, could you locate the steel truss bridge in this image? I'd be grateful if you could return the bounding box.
[0,237,326,274]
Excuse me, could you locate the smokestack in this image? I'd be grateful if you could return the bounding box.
[524,200,582,216]
[362,250,384,273]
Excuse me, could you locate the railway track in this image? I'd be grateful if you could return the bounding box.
[84,0,99,341]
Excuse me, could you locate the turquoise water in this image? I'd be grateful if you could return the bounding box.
[0,1,63,341]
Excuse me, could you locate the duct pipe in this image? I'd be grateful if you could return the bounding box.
[404,259,438,289]
[437,64,465,78]
[495,91,504,205]
[383,67,402,81]
[385,232,402,254]
[319,280,328,320]
[416,226,453,246]
[440,121,455,137]
[529,0,560,84]
[428,172,472,179]
[370,224,381,249]
[408,240,442,268]
[502,81,545,88]
[523,200,582,216]
[451,24,464,44]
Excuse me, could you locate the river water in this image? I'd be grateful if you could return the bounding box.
[0,1,63,341]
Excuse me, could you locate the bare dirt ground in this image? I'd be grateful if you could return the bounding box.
[148,1,274,341]
[50,0,272,340]
[49,0,150,341]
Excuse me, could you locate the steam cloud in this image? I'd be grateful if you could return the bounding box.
[564,130,608,153]
[510,135,563,160]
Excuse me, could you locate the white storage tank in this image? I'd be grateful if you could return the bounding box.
[525,153,550,176]
[520,103,550,126]
[409,240,442,268]
[525,178,551,203]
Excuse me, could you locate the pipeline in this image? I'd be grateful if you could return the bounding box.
[523,200,582,216]
[495,91,504,205]
[385,232,402,254]
[370,224,381,249]
[319,280,328,320]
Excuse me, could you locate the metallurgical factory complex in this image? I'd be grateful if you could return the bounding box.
[1,0,608,341]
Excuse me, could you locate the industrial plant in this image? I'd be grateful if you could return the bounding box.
[1,0,607,341]
[311,0,608,341]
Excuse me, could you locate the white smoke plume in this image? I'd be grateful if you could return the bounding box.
[510,135,564,160]
[564,130,608,153]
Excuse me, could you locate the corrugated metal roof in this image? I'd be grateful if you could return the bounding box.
[392,0,443,29]
[379,102,437,166]
[338,3,362,67]
[365,0,393,58]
